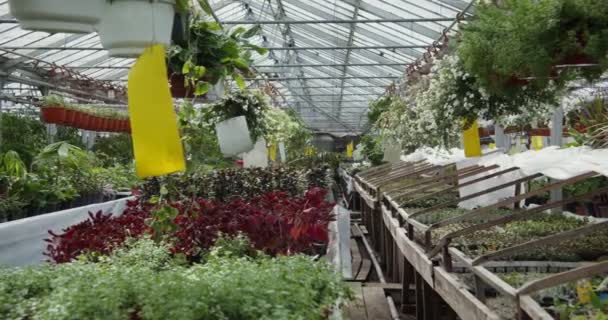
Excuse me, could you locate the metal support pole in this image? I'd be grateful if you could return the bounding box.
[550,106,564,213]
[495,125,507,152]
[0,76,5,149]
[220,17,459,24]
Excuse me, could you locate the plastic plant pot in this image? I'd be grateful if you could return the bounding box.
[97,0,176,58]
[8,0,105,33]
[40,106,65,124]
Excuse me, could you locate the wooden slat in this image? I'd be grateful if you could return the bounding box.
[473,220,608,265]
[362,287,392,320]
[431,171,597,229]
[351,238,363,279]
[363,282,404,290]
[344,282,367,320]
[382,205,434,286]
[354,180,378,209]
[428,183,608,259]
[433,267,501,320]
[518,261,608,295]
[449,248,517,298]
[352,225,363,238]
[519,295,553,320]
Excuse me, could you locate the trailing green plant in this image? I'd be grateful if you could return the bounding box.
[177,102,232,169]
[167,18,267,95]
[204,90,271,142]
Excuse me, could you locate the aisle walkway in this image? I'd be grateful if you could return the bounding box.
[342,212,412,320]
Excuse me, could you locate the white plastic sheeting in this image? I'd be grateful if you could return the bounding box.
[401,147,466,166]
[242,138,268,168]
[477,147,608,180]
[0,197,134,267]
[457,152,523,210]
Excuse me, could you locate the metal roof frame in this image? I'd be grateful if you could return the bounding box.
[0,0,471,134]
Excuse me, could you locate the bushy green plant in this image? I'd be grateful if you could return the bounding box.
[360,135,384,166]
[458,0,608,98]
[0,238,351,320]
[368,95,394,125]
[92,134,134,166]
[0,113,46,166]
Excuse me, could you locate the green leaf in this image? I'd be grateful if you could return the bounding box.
[193,65,207,78]
[197,0,214,16]
[233,58,249,69]
[248,44,268,55]
[242,25,262,39]
[58,143,69,158]
[233,73,246,89]
[230,27,247,37]
[195,82,210,96]
[182,60,193,75]
[175,0,189,13]
[160,185,168,196]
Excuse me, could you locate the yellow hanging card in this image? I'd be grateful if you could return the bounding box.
[346,141,354,158]
[128,45,185,178]
[463,120,482,158]
[268,143,277,162]
[531,136,543,151]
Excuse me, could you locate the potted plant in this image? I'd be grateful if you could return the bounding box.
[8,0,105,33]
[204,90,271,157]
[167,19,267,97]
[97,0,183,58]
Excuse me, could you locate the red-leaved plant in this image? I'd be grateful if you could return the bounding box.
[45,188,335,263]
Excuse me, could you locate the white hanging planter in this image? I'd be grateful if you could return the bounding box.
[8,0,105,34]
[215,116,254,157]
[97,0,175,58]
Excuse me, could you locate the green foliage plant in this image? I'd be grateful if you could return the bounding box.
[168,17,267,96]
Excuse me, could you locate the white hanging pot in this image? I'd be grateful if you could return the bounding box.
[215,116,254,157]
[8,0,105,33]
[97,0,175,58]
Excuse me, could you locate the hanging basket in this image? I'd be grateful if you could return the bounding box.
[8,0,105,34]
[215,116,254,157]
[98,0,176,58]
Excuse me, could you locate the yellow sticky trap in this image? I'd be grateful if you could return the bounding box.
[531,136,543,151]
[268,143,277,162]
[128,45,185,178]
[346,141,354,158]
[305,146,315,156]
[463,120,482,158]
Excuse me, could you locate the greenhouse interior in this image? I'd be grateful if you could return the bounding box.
[1,0,608,319]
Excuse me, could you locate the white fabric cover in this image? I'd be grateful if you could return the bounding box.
[0,197,134,267]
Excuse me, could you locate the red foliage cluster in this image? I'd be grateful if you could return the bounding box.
[45,188,335,263]
[44,199,149,263]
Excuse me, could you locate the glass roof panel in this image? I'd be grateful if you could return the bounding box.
[0,0,470,133]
